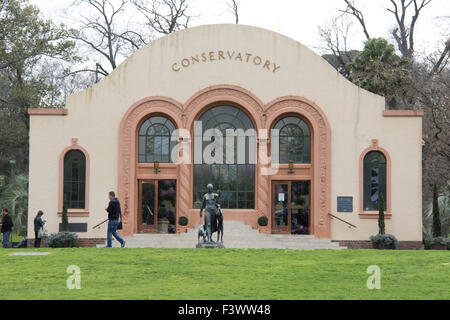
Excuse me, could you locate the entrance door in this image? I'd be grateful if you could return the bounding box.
[138,179,176,233]
[272,181,310,234]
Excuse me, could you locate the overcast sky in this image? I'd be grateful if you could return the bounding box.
[30,0,449,55]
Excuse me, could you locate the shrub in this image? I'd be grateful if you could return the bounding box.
[258,216,268,227]
[370,234,399,250]
[424,237,450,250]
[47,232,78,248]
[178,216,188,226]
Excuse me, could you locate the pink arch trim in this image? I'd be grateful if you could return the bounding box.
[359,139,392,218]
[58,140,90,216]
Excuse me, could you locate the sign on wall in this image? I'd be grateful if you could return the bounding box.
[337,197,353,212]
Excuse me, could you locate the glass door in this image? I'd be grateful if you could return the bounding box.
[272,181,311,234]
[272,182,290,233]
[138,180,176,233]
[290,181,310,235]
[139,180,157,233]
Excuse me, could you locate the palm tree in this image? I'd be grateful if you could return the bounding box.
[0,174,28,236]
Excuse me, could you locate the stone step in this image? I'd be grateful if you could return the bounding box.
[96,220,346,250]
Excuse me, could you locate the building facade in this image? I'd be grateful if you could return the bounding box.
[27,24,424,247]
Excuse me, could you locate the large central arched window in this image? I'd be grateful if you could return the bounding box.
[138,116,176,163]
[193,105,255,209]
[272,116,311,163]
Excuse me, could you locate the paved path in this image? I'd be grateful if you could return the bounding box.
[99,221,346,250]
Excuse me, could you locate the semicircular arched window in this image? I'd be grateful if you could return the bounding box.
[64,150,86,209]
[363,151,387,211]
[138,116,176,163]
[272,116,311,164]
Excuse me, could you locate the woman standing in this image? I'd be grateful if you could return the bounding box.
[33,210,46,248]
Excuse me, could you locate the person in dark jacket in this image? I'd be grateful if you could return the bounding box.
[105,191,125,248]
[33,210,46,248]
[1,209,14,248]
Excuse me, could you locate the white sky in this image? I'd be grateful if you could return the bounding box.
[30,0,449,55]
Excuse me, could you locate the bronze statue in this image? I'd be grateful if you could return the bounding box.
[199,184,220,243]
[216,204,224,243]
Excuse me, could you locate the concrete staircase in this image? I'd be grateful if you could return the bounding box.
[99,220,346,250]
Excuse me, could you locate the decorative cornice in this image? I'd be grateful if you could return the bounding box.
[382,110,424,117]
[28,108,68,116]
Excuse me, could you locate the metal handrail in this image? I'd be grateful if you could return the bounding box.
[328,213,357,229]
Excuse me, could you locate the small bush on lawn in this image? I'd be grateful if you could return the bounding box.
[424,237,450,250]
[258,216,268,227]
[47,232,79,248]
[370,234,399,250]
[178,216,189,226]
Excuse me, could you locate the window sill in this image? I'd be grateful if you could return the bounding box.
[58,209,89,217]
[359,211,392,219]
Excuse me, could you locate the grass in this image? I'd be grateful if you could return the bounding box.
[0,248,449,300]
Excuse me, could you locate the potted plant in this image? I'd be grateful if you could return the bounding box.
[158,205,169,234]
[257,216,268,234]
[177,216,189,233]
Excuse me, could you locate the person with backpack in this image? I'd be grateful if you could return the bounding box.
[33,210,46,248]
[0,209,14,248]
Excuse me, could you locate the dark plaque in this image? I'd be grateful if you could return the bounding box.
[59,223,88,233]
[337,197,353,212]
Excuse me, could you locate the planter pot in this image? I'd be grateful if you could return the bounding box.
[158,219,169,234]
[177,225,188,233]
[258,226,267,234]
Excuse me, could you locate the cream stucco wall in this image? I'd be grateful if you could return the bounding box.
[27,24,422,241]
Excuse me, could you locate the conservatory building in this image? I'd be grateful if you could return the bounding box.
[27,24,424,248]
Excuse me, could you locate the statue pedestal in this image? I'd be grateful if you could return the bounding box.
[196,242,225,249]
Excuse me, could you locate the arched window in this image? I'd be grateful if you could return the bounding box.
[193,105,256,209]
[272,116,311,164]
[138,116,176,163]
[363,151,387,211]
[64,150,86,209]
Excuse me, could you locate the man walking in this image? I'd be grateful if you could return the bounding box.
[0,209,14,248]
[105,191,126,248]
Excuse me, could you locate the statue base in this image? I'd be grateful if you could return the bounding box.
[196,242,225,249]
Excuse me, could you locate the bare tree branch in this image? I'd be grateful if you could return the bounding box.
[71,0,149,79]
[227,0,240,24]
[132,0,192,35]
[340,0,371,40]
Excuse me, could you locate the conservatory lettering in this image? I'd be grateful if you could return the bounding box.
[171,50,281,73]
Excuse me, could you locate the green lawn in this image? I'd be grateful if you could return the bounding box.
[0,248,448,300]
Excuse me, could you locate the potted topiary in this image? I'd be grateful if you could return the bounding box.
[257,216,268,234]
[177,216,189,233]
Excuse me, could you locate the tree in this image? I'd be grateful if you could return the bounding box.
[432,185,442,237]
[132,0,192,35]
[61,196,69,232]
[0,173,28,235]
[70,0,149,80]
[346,38,412,108]
[378,193,386,235]
[227,0,240,24]
[319,14,360,75]
[0,0,78,169]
